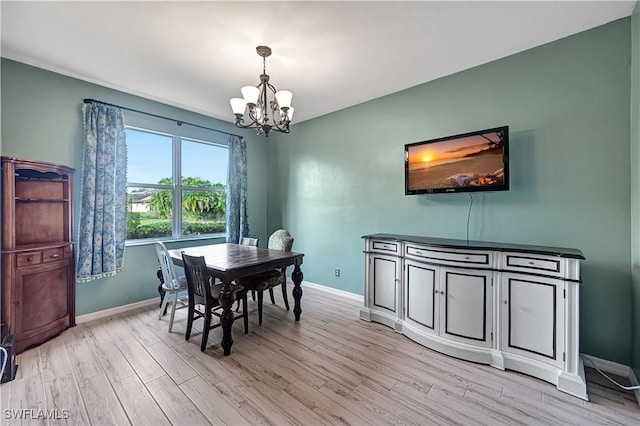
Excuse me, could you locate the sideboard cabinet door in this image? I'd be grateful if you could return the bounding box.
[404,259,438,333]
[370,254,400,314]
[500,273,565,368]
[439,268,493,347]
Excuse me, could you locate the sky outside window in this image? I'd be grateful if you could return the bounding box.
[182,139,227,185]
[127,129,227,185]
[127,130,172,184]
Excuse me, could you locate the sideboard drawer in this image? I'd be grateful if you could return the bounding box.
[405,245,491,267]
[370,240,401,255]
[502,253,564,277]
[16,252,42,267]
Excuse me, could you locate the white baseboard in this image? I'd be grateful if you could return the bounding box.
[631,368,640,407]
[582,353,640,406]
[582,353,631,377]
[296,279,364,303]
[76,298,158,324]
[76,279,362,324]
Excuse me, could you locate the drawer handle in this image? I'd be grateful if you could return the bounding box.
[528,261,535,265]
[50,253,61,259]
[504,300,508,305]
[465,256,470,260]
[27,256,33,261]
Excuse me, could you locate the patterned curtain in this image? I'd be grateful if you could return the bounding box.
[76,102,127,282]
[225,135,249,243]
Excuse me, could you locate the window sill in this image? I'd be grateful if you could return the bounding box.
[125,233,226,247]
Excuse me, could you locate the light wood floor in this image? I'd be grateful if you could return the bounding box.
[2,284,639,425]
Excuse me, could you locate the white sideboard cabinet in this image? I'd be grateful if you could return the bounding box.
[360,234,587,400]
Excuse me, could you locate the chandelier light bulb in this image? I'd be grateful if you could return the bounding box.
[241,86,260,105]
[275,90,293,109]
[230,98,246,115]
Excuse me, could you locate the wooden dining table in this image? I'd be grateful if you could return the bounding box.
[167,243,304,355]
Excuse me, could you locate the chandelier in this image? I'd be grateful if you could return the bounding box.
[229,46,294,137]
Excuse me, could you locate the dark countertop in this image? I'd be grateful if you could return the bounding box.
[363,233,585,259]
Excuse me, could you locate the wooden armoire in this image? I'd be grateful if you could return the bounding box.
[1,157,76,353]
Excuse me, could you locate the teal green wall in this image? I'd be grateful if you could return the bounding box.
[631,2,640,378]
[269,20,633,365]
[1,58,270,315]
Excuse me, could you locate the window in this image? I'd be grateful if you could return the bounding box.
[126,127,228,241]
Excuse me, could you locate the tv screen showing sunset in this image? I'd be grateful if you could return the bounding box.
[406,129,506,192]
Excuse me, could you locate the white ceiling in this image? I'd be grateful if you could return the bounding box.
[1,1,635,124]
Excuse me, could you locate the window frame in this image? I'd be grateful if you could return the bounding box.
[125,126,228,243]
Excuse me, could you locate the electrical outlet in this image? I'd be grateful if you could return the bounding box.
[335,269,341,277]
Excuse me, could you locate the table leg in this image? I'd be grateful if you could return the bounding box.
[219,279,235,355]
[292,263,304,321]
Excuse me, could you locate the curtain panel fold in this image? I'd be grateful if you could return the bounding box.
[225,135,249,243]
[76,102,127,282]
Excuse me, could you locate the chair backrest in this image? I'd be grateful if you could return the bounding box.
[268,229,294,252]
[155,241,182,290]
[181,252,212,307]
[240,237,259,247]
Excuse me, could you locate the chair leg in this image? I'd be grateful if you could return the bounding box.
[269,288,275,304]
[201,310,212,352]
[243,296,249,334]
[168,291,179,332]
[257,291,264,326]
[251,290,256,301]
[235,299,241,312]
[159,291,170,319]
[185,303,194,340]
[281,282,290,311]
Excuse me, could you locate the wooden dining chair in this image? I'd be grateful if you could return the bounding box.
[236,229,294,325]
[265,230,294,309]
[181,252,249,351]
[155,241,188,332]
[240,237,259,247]
[236,237,259,312]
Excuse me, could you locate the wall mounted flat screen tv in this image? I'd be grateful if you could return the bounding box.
[405,126,509,195]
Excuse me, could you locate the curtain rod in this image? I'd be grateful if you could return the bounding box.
[83,98,241,138]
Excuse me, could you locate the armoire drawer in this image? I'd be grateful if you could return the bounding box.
[43,248,66,263]
[16,252,42,267]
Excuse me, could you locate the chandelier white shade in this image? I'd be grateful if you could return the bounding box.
[229,46,294,137]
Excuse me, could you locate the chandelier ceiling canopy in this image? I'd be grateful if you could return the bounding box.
[230,46,294,137]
